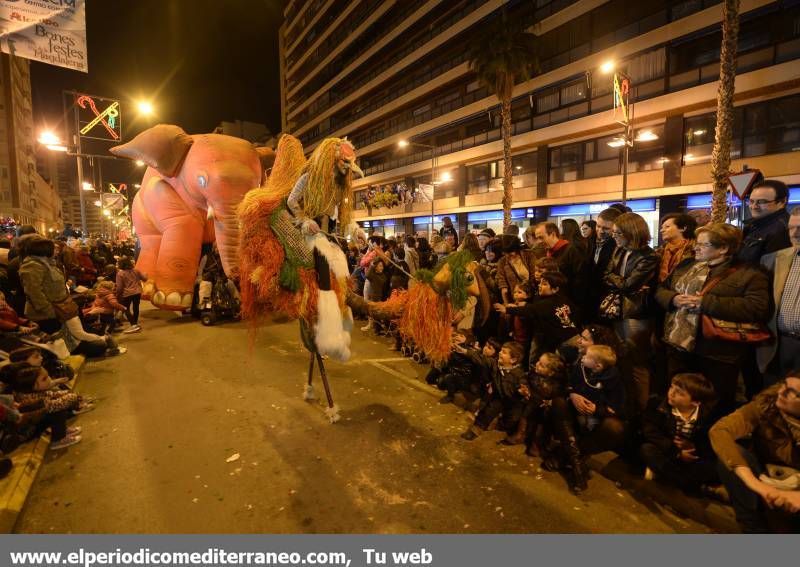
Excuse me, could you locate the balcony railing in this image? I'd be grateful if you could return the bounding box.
[357,34,800,179]
[290,0,490,126]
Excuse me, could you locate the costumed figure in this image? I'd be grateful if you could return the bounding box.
[110,125,275,310]
[238,135,364,422]
[351,250,492,366]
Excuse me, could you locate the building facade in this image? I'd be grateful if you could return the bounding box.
[280,0,800,239]
[0,53,62,234]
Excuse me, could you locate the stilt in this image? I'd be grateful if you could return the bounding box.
[315,352,340,423]
[303,351,317,401]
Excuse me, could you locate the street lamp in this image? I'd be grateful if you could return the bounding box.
[37,131,68,152]
[398,139,441,238]
[136,100,154,115]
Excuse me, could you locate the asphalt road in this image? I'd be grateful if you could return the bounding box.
[16,306,707,533]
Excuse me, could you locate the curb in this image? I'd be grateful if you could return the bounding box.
[0,355,86,534]
[586,452,740,533]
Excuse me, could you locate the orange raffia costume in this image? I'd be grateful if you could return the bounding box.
[237,135,363,422]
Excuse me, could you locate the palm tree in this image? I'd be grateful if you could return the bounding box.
[710,0,741,223]
[468,9,539,229]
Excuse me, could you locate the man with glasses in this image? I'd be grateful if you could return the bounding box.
[759,207,800,383]
[738,180,792,265]
[710,371,800,532]
[587,208,623,317]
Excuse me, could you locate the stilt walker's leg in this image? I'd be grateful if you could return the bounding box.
[316,353,340,423]
[303,351,317,401]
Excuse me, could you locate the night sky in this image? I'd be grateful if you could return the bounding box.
[31,0,283,145]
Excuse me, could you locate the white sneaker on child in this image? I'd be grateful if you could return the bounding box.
[51,434,81,450]
[123,324,141,334]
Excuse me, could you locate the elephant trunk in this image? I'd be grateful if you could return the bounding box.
[210,204,242,279]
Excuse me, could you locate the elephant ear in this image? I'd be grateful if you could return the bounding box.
[110,124,193,178]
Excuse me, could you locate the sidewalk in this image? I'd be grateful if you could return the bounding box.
[404,358,741,533]
[0,355,86,533]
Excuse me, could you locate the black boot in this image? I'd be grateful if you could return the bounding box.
[554,419,588,493]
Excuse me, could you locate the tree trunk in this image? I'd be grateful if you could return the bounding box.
[710,0,740,224]
[501,93,513,230]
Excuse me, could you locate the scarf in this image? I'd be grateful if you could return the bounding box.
[659,239,692,282]
[508,256,529,284]
[663,261,710,352]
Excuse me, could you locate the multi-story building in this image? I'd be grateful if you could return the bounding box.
[279,0,800,240]
[214,120,277,146]
[0,54,62,234]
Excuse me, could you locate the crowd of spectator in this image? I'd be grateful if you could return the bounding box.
[0,226,144,476]
[349,180,799,533]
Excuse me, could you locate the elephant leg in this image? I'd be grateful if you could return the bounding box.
[141,178,204,310]
[131,189,160,299]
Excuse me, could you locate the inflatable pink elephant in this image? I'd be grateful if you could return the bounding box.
[110,124,274,310]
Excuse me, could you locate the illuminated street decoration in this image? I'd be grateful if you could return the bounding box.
[613,73,630,126]
[76,94,122,141]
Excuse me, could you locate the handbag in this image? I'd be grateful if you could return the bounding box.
[598,291,621,320]
[698,267,771,344]
[51,296,79,322]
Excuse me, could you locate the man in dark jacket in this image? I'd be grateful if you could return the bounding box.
[738,180,791,265]
[534,222,588,307]
[588,208,622,316]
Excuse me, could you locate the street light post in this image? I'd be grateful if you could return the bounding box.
[73,133,88,235]
[601,63,636,206]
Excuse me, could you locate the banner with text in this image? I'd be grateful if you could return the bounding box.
[0,0,87,72]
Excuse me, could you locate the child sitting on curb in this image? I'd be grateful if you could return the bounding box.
[461,341,527,441]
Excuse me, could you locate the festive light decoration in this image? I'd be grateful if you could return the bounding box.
[77,95,120,140]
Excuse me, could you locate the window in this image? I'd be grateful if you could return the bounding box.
[536,88,559,114]
[560,80,587,106]
[699,95,800,160]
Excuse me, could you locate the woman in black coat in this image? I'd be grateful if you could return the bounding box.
[656,223,770,415]
[602,212,658,412]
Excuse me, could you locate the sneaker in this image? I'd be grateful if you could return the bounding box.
[72,403,95,415]
[51,434,81,450]
[360,323,372,332]
[106,346,128,356]
[67,426,82,436]
[123,325,141,334]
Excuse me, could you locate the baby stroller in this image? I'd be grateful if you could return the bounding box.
[193,274,241,326]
